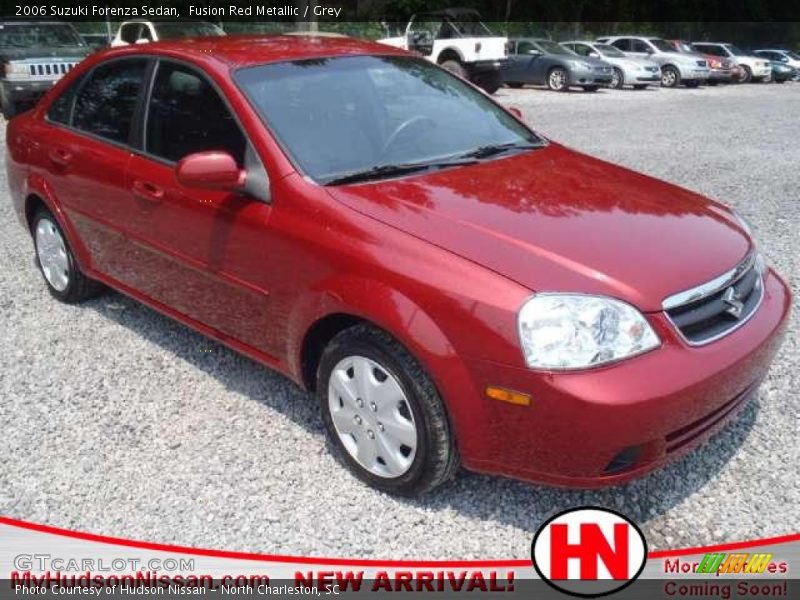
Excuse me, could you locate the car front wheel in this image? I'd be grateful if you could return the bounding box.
[610,68,624,89]
[318,324,458,496]
[661,65,680,87]
[32,208,102,303]
[547,67,569,91]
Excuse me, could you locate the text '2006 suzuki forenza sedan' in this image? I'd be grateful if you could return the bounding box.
[6,36,791,495]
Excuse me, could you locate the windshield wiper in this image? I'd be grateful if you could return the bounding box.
[459,141,542,160]
[324,158,478,186]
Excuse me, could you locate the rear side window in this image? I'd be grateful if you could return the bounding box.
[119,23,142,44]
[72,58,148,144]
[145,61,246,165]
[611,38,631,52]
[631,39,650,53]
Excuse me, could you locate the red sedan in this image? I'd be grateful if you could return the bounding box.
[6,36,790,495]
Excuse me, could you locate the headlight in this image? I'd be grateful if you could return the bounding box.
[3,62,31,80]
[731,210,768,275]
[517,294,660,370]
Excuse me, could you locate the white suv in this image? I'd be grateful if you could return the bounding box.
[597,36,709,87]
[691,43,771,83]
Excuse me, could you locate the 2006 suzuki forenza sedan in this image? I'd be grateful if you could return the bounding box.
[7,36,790,495]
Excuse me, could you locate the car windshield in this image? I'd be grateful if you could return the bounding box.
[154,22,224,39]
[649,38,675,52]
[725,44,746,56]
[0,23,84,47]
[535,40,571,55]
[235,55,544,185]
[596,44,624,57]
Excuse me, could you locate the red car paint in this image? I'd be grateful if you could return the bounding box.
[6,36,791,487]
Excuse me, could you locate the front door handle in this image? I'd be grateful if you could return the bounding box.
[48,148,73,167]
[132,179,164,203]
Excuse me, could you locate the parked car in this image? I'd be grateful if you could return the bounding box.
[560,40,660,89]
[111,20,224,46]
[691,42,771,83]
[754,49,800,80]
[0,21,90,119]
[597,36,709,87]
[503,38,613,92]
[80,33,111,51]
[667,39,735,84]
[765,59,796,83]
[378,8,507,94]
[6,36,790,495]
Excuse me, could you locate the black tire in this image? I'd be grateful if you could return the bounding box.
[707,79,718,86]
[610,67,624,89]
[685,80,701,88]
[31,207,103,303]
[474,71,502,95]
[440,59,467,80]
[632,84,648,90]
[738,65,752,83]
[776,78,786,84]
[547,67,569,92]
[506,82,524,89]
[317,324,459,496]
[582,85,599,92]
[0,87,17,120]
[661,65,681,88]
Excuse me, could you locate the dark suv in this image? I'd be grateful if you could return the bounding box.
[0,21,90,119]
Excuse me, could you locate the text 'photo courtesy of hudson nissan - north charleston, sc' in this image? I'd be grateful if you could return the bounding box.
[5,35,791,497]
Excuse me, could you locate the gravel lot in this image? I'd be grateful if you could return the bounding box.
[1,82,797,559]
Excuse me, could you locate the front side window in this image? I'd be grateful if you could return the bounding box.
[73,59,148,143]
[649,38,674,52]
[535,40,571,55]
[570,44,591,57]
[631,39,651,53]
[235,55,543,184]
[146,62,246,165]
[611,38,631,52]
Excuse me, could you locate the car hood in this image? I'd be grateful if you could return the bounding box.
[0,46,90,60]
[326,144,750,312]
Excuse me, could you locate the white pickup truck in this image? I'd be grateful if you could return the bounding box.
[378,8,507,94]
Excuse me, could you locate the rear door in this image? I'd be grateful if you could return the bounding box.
[30,57,151,279]
[505,40,542,83]
[122,59,276,352]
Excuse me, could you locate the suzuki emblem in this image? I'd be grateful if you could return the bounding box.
[722,287,744,319]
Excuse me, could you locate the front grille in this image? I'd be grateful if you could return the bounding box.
[663,254,763,345]
[696,60,707,67]
[26,61,77,78]
[645,66,659,72]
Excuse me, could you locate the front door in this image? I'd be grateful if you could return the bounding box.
[123,59,277,353]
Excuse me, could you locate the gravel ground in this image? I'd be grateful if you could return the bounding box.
[1,82,798,559]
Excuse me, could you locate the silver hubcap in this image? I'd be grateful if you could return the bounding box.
[35,218,70,292]
[328,356,417,479]
[612,71,621,87]
[662,70,676,86]
[550,70,566,89]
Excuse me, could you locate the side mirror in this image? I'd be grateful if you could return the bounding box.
[176,151,245,192]
[508,106,523,118]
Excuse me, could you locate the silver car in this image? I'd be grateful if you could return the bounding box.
[597,36,710,87]
[561,40,661,89]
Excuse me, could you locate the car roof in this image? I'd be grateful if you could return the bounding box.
[95,34,408,68]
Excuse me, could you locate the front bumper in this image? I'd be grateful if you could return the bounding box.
[1,78,58,104]
[568,65,613,86]
[708,69,734,82]
[460,269,791,487]
[677,64,710,80]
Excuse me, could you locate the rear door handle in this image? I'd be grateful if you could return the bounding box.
[132,180,164,203]
[48,148,73,167]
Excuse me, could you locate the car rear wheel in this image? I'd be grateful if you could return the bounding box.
[440,59,467,80]
[661,65,680,88]
[32,208,103,303]
[610,68,624,89]
[547,67,569,92]
[318,324,458,496]
[474,71,502,95]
